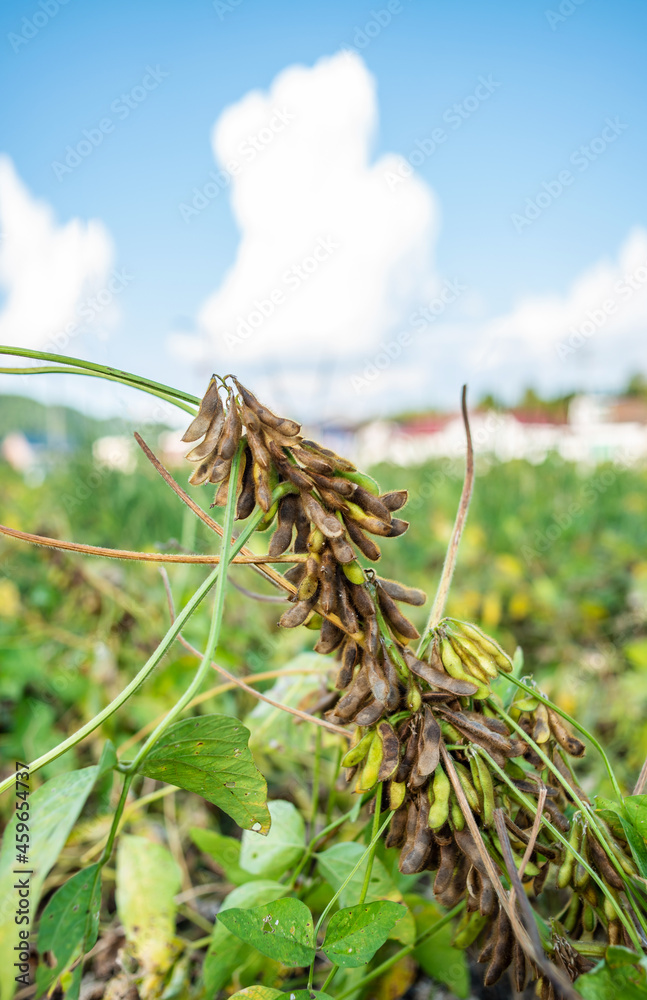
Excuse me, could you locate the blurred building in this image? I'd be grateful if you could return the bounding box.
[352,394,647,468]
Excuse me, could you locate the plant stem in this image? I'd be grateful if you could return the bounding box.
[126,444,243,772]
[505,674,622,800]
[333,901,465,1000]
[0,346,199,406]
[307,809,394,989]
[98,774,133,865]
[359,784,383,904]
[0,364,197,415]
[418,386,473,651]
[310,726,323,842]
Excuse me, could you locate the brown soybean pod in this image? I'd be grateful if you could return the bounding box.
[387,517,409,537]
[208,454,233,485]
[236,446,256,519]
[477,921,496,965]
[415,705,441,777]
[375,576,426,606]
[278,599,314,629]
[376,585,420,640]
[353,698,385,726]
[218,394,242,460]
[185,403,226,461]
[439,708,513,756]
[347,580,376,619]
[247,430,272,479]
[547,708,586,757]
[329,533,355,564]
[433,837,459,896]
[293,500,310,553]
[290,445,334,476]
[483,907,513,986]
[379,489,408,511]
[334,660,371,720]
[382,652,402,712]
[335,575,360,634]
[234,379,301,436]
[377,721,400,781]
[314,618,345,655]
[301,491,343,538]
[342,514,382,561]
[512,939,528,992]
[268,493,299,556]
[395,723,419,783]
[366,652,388,705]
[353,486,392,521]
[385,805,408,849]
[403,648,478,697]
[182,377,223,442]
[587,831,624,889]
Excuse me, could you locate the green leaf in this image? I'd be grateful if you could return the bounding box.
[35,864,101,997]
[404,893,469,999]
[240,800,305,877]
[0,766,99,1000]
[316,842,415,945]
[227,989,283,1000]
[189,827,252,886]
[204,880,286,994]
[575,955,647,999]
[97,740,117,776]
[217,897,316,967]
[624,795,647,840]
[116,835,182,988]
[322,901,406,968]
[316,842,400,908]
[136,715,270,834]
[282,993,334,999]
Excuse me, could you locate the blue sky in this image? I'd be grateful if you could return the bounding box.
[0,0,646,423]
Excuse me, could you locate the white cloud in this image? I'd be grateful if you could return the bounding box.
[465,226,647,396]
[174,52,646,419]
[0,155,114,350]
[175,52,440,377]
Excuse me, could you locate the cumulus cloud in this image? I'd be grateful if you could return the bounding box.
[464,226,647,398]
[0,155,115,350]
[175,52,440,386]
[175,51,646,418]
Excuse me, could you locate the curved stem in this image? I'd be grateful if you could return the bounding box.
[0,522,303,565]
[505,674,623,800]
[418,385,473,650]
[0,364,196,415]
[0,346,199,406]
[358,783,383,904]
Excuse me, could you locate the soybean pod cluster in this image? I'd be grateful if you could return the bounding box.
[184,378,642,998]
